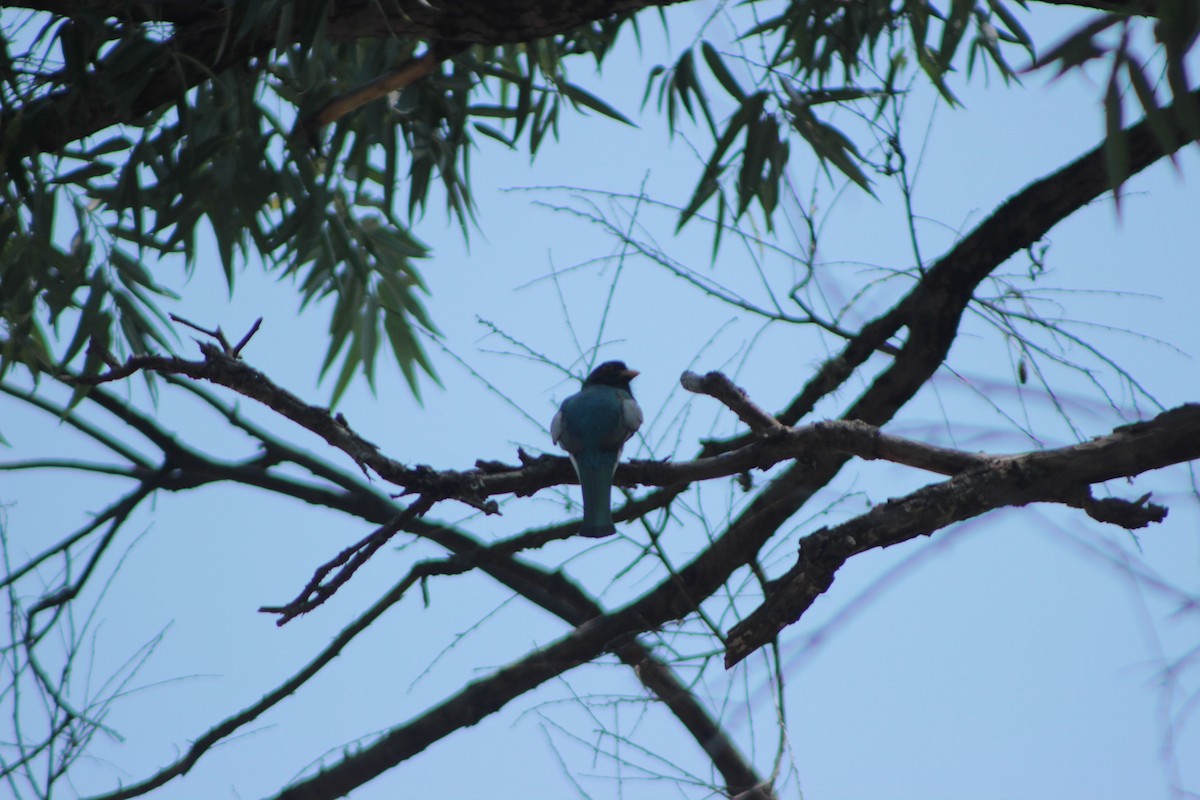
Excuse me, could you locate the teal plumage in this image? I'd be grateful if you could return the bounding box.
[551,361,643,537]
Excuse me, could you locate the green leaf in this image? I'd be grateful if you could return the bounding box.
[473,122,516,147]
[738,114,770,215]
[701,41,746,102]
[789,103,874,194]
[796,87,887,106]
[986,0,1034,54]
[50,162,114,186]
[1163,47,1200,139]
[359,298,380,389]
[1031,15,1119,75]
[559,83,634,126]
[59,272,107,367]
[916,46,961,106]
[1125,54,1179,157]
[110,246,179,298]
[327,332,362,409]
[677,93,765,229]
[68,313,111,408]
[384,306,439,400]
[938,0,973,69]
[711,196,726,263]
[1103,55,1129,204]
[86,136,133,158]
[469,104,521,118]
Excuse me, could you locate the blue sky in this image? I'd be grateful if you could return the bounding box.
[2,3,1199,799]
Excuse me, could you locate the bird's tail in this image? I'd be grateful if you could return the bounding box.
[574,452,619,537]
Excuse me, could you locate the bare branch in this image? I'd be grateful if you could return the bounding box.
[259,497,436,625]
[724,404,1197,666]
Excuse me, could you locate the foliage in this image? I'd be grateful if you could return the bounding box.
[3,1,1194,401]
[0,6,635,401]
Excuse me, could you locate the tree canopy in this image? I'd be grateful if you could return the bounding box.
[4,0,1196,398]
[2,1,1199,798]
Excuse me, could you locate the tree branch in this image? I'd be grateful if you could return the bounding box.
[259,497,435,624]
[9,373,768,800]
[723,405,1196,666]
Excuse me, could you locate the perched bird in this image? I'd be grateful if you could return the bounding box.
[551,361,643,537]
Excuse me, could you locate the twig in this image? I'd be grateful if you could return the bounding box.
[260,497,436,625]
[168,314,262,357]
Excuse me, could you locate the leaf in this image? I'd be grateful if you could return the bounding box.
[796,87,887,106]
[711,198,726,263]
[327,332,362,409]
[986,0,1034,55]
[86,136,133,158]
[678,92,767,229]
[111,288,171,353]
[59,272,107,367]
[529,95,559,154]
[1103,55,1129,207]
[384,306,440,400]
[701,41,745,101]
[938,0,973,69]
[789,102,874,193]
[666,49,710,134]
[1030,15,1120,75]
[68,313,111,409]
[916,46,961,106]
[1163,45,1200,139]
[473,122,516,147]
[468,104,521,118]
[359,298,380,389]
[50,162,114,186]
[641,64,665,109]
[559,82,634,126]
[1125,54,1179,158]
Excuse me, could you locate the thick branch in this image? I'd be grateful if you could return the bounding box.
[723,405,1197,666]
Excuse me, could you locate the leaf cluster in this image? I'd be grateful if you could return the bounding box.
[647,0,1034,251]
[0,6,645,401]
[1031,0,1200,198]
[1,0,1195,402]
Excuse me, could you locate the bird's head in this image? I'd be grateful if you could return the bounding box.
[584,360,639,389]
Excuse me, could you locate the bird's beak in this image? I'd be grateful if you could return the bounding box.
[622,369,640,380]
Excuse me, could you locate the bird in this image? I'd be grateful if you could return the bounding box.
[551,361,643,537]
